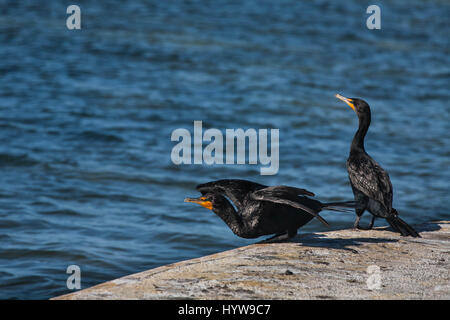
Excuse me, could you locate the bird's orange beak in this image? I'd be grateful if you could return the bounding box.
[336,94,356,112]
[184,196,213,210]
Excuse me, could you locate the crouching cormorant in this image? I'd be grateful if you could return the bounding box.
[185,179,355,243]
[336,94,420,237]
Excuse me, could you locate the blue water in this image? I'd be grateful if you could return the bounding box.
[0,0,449,299]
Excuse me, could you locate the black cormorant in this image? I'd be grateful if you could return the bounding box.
[185,179,355,243]
[336,94,420,237]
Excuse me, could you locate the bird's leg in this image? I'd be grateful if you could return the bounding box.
[355,215,376,230]
[259,232,288,243]
[353,206,374,230]
[288,228,297,239]
[259,230,295,244]
[367,216,376,229]
[353,215,362,229]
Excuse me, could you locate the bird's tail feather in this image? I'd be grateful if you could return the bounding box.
[386,213,420,238]
[321,201,356,213]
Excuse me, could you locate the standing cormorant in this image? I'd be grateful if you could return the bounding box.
[185,179,355,243]
[335,94,420,237]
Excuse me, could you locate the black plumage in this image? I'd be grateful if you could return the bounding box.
[185,179,355,243]
[336,94,420,237]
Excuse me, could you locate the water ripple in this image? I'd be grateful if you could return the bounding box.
[0,0,448,299]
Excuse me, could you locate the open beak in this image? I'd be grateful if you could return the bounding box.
[184,196,213,210]
[335,94,356,112]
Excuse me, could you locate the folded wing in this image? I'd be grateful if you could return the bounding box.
[250,186,329,227]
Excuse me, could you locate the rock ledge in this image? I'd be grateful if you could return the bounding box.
[53,221,449,300]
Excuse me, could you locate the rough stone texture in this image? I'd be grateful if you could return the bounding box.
[53,221,449,300]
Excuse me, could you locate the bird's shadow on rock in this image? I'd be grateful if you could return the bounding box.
[370,221,442,234]
[256,222,445,251]
[413,221,443,233]
[288,233,398,253]
[285,221,445,252]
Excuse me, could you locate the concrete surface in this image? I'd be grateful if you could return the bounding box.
[53,221,449,300]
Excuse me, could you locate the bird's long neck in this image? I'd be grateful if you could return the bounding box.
[351,112,371,152]
[213,201,245,237]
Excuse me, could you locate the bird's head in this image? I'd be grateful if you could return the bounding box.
[184,192,229,212]
[335,94,370,116]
